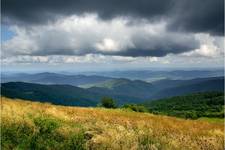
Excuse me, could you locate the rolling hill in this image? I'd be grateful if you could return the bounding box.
[144,92,224,119]
[86,78,155,99]
[1,82,99,106]
[1,82,145,106]
[151,77,224,99]
[86,77,224,99]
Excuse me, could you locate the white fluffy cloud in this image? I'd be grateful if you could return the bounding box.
[95,38,120,52]
[2,14,135,57]
[182,34,224,58]
[2,14,199,57]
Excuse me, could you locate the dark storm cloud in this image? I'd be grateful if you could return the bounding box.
[168,0,224,36]
[101,47,194,57]
[30,44,199,57]
[2,0,174,24]
[2,0,224,35]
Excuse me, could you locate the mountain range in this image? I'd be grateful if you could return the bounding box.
[81,69,224,81]
[2,69,223,85]
[1,75,224,106]
[1,72,112,86]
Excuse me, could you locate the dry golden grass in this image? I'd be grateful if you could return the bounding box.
[1,97,224,150]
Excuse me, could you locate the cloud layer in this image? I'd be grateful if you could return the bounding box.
[3,14,201,58]
[2,0,224,35]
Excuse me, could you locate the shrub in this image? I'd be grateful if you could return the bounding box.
[33,117,60,134]
[29,117,63,149]
[100,97,117,108]
[184,111,198,119]
[65,132,86,150]
[1,121,34,149]
[123,104,148,112]
[2,116,87,150]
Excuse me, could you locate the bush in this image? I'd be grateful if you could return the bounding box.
[100,97,117,108]
[34,117,60,134]
[2,116,87,150]
[184,111,198,119]
[1,121,34,149]
[123,104,148,112]
[66,132,86,150]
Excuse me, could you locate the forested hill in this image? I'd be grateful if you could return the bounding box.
[143,92,224,119]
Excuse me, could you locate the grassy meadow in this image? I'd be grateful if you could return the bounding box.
[1,97,224,150]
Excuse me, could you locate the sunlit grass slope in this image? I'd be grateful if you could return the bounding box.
[1,97,224,150]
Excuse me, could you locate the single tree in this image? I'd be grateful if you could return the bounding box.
[100,97,117,108]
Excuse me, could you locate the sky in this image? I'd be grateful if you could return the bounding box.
[1,0,224,72]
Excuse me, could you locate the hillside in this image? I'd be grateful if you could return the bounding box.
[87,77,224,99]
[2,97,224,150]
[151,77,224,99]
[1,82,144,106]
[144,92,224,119]
[151,77,224,90]
[87,78,155,99]
[1,82,99,106]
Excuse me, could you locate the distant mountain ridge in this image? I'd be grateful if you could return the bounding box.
[2,69,223,86]
[84,69,224,81]
[2,72,113,86]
